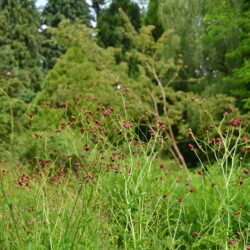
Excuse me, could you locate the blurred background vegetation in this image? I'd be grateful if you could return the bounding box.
[0,0,249,167]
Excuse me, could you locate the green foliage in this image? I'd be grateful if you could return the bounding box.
[0,0,42,156]
[36,21,147,119]
[0,0,42,93]
[42,0,91,27]
[0,110,249,249]
[202,1,241,75]
[159,0,204,75]
[0,2,250,246]
[97,0,141,48]
[41,0,91,70]
[224,6,250,111]
[145,0,163,40]
[91,0,106,20]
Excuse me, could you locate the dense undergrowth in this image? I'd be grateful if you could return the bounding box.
[0,98,249,250]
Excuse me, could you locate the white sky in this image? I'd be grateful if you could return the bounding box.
[36,0,47,7]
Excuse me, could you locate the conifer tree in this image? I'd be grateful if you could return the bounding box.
[0,0,41,100]
[145,0,163,40]
[41,0,91,70]
[97,0,141,48]
[42,0,91,27]
[91,0,106,22]
[0,0,42,153]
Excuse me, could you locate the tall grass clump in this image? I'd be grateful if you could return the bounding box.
[0,97,249,249]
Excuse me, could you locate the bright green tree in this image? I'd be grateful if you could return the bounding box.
[36,20,146,119]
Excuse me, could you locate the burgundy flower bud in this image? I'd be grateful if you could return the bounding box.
[71,115,76,121]
[229,238,236,246]
[83,144,89,151]
[178,196,183,203]
[192,232,200,238]
[188,144,194,150]
[159,162,164,169]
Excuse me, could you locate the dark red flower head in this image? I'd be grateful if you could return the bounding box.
[71,115,76,121]
[197,170,204,175]
[229,238,236,246]
[192,232,200,238]
[84,144,89,151]
[123,121,133,129]
[188,143,194,150]
[230,118,242,127]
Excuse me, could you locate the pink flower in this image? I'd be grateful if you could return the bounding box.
[242,136,248,142]
[230,118,242,126]
[188,143,194,150]
[71,115,76,121]
[158,121,165,129]
[229,238,236,246]
[175,177,180,183]
[123,121,133,129]
[159,162,164,169]
[73,162,80,167]
[63,101,68,108]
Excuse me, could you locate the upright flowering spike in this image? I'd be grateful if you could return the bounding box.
[83,144,89,151]
[73,162,80,167]
[230,118,242,127]
[192,232,200,238]
[187,128,193,137]
[242,136,248,142]
[123,121,133,129]
[63,101,68,108]
[197,170,204,175]
[178,196,183,203]
[175,177,180,183]
[71,115,76,121]
[229,238,236,246]
[243,168,249,175]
